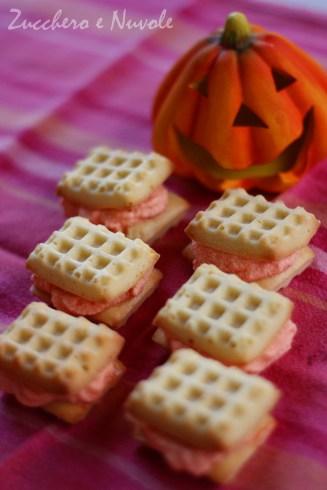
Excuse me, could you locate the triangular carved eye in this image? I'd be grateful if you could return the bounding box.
[272,68,296,91]
[189,77,208,97]
[233,104,268,128]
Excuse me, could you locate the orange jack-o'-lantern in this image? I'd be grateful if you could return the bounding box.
[152,12,327,192]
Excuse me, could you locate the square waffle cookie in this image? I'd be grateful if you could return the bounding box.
[57,147,172,209]
[153,264,294,366]
[26,217,159,302]
[126,349,279,448]
[0,302,125,423]
[126,349,279,482]
[185,188,319,260]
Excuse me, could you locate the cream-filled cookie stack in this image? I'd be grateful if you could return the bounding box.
[185,188,319,290]
[0,302,125,423]
[125,349,280,483]
[153,264,297,373]
[57,147,189,243]
[26,217,161,328]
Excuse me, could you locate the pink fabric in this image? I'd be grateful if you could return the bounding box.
[0,1,327,490]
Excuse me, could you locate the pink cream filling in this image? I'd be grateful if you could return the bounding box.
[191,242,299,282]
[33,267,152,316]
[131,416,272,476]
[243,320,297,373]
[162,320,297,374]
[0,360,124,407]
[62,185,168,232]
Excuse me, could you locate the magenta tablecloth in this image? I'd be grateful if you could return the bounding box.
[0,1,327,489]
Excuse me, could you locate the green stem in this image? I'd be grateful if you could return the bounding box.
[220,12,251,50]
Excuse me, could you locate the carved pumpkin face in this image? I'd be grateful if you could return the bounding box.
[152,13,327,192]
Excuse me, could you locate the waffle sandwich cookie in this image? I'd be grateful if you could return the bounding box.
[125,349,280,483]
[57,147,189,244]
[153,264,296,373]
[0,302,125,423]
[185,189,319,291]
[26,217,162,328]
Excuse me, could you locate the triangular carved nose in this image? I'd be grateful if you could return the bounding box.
[233,104,268,128]
[272,68,296,91]
[189,76,209,97]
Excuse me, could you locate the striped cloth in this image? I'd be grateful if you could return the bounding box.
[0,1,327,489]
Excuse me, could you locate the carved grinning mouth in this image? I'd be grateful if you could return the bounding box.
[175,108,313,180]
[176,66,309,180]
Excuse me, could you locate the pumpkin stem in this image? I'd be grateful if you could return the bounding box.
[220,12,251,50]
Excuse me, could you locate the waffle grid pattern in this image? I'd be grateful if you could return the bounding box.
[0,302,123,393]
[186,189,319,259]
[27,217,158,301]
[57,147,172,208]
[154,264,292,363]
[127,349,279,449]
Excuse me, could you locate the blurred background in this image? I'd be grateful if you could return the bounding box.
[0,3,327,490]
